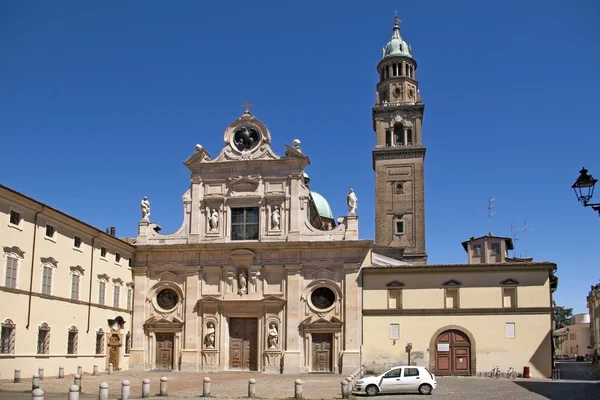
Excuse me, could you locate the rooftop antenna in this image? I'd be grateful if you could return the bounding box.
[488,197,496,234]
[523,221,534,258]
[510,222,520,257]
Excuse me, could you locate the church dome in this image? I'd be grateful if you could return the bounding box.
[382,16,412,59]
[310,191,333,220]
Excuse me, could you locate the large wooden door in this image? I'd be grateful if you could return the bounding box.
[229,318,258,371]
[435,330,471,376]
[155,333,174,370]
[312,333,332,373]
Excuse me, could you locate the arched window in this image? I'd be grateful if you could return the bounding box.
[95,328,105,355]
[67,325,78,355]
[393,123,405,146]
[37,322,50,354]
[1,319,16,354]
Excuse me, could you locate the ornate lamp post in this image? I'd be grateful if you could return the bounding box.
[571,167,600,216]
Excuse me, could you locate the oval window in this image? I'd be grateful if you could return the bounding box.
[156,288,178,311]
[310,287,336,310]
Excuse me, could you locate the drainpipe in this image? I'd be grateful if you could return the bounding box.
[86,234,100,333]
[26,207,44,329]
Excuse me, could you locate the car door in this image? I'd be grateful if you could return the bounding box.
[378,368,403,393]
[400,367,422,391]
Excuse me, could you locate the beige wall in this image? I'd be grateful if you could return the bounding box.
[363,314,552,378]
[555,323,591,358]
[362,266,553,378]
[0,188,135,378]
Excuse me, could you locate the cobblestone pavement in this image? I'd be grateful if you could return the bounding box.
[2,371,600,399]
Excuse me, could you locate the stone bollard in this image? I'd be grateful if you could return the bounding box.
[142,378,151,398]
[59,367,64,379]
[32,373,41,390]
[68,384,80,400]
[74,374,81,390]
[98,382,109,400]
[159,376,168,396]
[108,363,113,374]
[248,378,256,398]
[294,379,302,399]
[93,365,98,375]
[341,380,349,399]
[32,388,44,400]
[77,366,83,376]
[203,377,211,397]
[38,367,44,380]
[14,369,21,383]
[121,380,131,400]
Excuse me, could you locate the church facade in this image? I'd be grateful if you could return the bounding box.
[129,110,370,374]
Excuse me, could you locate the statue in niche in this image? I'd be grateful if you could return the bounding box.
[141,197,151,221]
[209,209,219,232]
[271,206,280,230]
[204,322,215,349]
[238,272,247,295]
[268,323,278,349]
[347,188,358,215]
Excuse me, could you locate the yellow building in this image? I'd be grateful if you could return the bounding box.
[0,185,135,378]
[554,313,591,358]
[362,235,557,378]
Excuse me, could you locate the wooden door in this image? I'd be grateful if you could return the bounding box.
[155,333,174,370]
[312,333,332,372]
[229,319,258,371]
[435,330,471,376]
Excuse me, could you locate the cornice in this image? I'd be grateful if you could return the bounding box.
[363,307,552,316]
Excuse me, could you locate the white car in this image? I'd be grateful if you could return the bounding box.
[354,365,437,396]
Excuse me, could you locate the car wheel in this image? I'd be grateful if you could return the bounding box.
[418,384,432,395]
[365,384,379,396]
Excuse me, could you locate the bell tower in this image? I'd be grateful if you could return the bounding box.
[372,16,427,263]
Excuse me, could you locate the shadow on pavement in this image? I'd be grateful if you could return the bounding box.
[514,381,600,400]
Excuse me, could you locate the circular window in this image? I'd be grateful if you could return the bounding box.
[310,287,336,310]
[233,126,260,151]
[156,288,178,311]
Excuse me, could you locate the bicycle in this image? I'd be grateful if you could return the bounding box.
[491,365,501,379]
[506,366,517,379]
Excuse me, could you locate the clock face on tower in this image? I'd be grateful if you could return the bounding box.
[233,126,260,151]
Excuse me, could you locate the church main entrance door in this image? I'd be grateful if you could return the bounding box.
[312,333,333,372]
[155,333,174,370]
[434,329,471,376]
[229,318,258,371]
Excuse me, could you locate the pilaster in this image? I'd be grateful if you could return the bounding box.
[181,270,199,371]
[189,177,202,243]
[342,263,362,373]
[282,264,302,373]
[129,266,148,370]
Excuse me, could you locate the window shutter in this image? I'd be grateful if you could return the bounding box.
[6,258,17,288]
[71,275,80,300]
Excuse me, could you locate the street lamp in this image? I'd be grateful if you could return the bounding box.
[571,167,600,216]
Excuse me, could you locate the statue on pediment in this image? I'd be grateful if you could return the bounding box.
[141,197,151,221]
[347,188,358,215]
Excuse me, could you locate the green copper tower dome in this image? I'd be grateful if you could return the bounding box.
[382,16,412,59]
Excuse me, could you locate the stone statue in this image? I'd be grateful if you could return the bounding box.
[238,272,247,295]
[347,188,358,215]
[141,197,151,221]
[271,206,280,230]
[209,209,219,231]
[204,322,215,349]
[268,323,278,349]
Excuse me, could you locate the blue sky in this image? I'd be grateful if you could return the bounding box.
[1,1,598,314]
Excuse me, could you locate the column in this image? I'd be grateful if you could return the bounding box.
[128,266,148,370]
[341,264,362,374]
[283,265,302,373]
[181,270,199,371]
[189,177,202,243]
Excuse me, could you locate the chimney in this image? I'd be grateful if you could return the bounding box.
[110,227,116,236]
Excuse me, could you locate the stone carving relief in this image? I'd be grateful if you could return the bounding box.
[271,206,280,230]
[208,209,219,232]
[347,188,358,215]
[204,322,216,349]
[238,271,247,295]
[268,322,278,349]
[141,197,150,221]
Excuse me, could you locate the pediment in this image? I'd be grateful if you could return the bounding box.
[500,278,520,286]
[40,256,58,266]
[263,295,287,303]
[158,271,179,282]
[300,316,343,329]
[197,295,222,303]
[312,268,335,280]
[3,246,25,258]
[229,249,256,261]
[386,280,404,287]
[112,277,124,285]
[442,279,462,287]
[144,317,184,329]
[184,147,212,166]
[97,273,109,281]
[70,265,85,275]
[284,144,309,161]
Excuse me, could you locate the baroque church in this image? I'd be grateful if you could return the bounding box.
[1,17,556,379]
